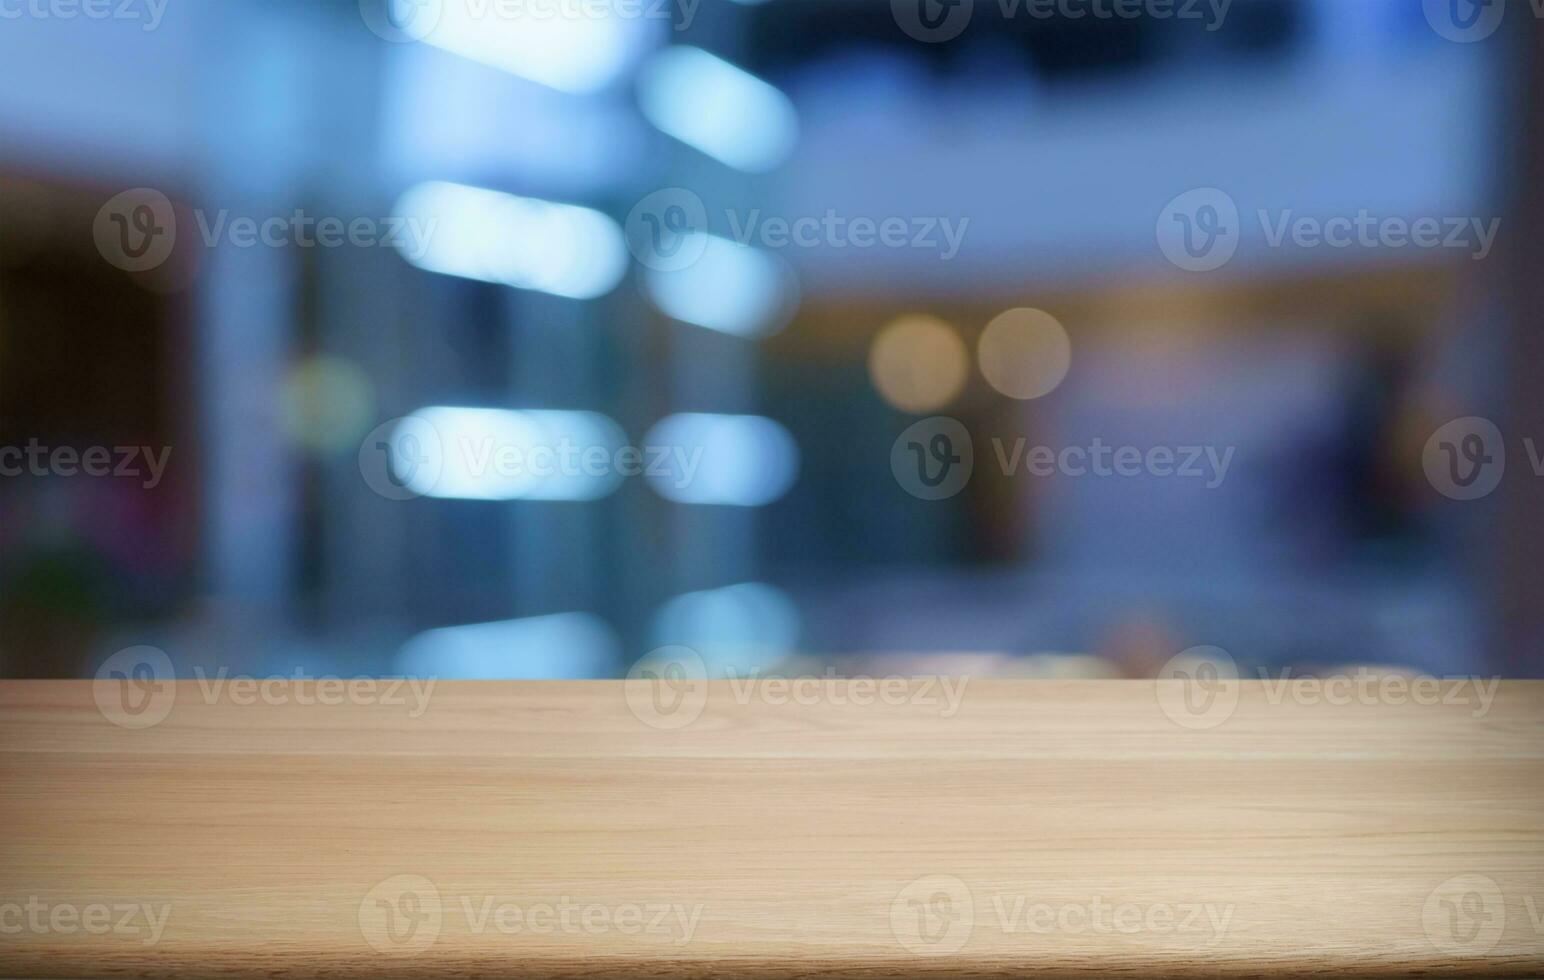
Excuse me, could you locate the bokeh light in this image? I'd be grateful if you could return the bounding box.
[867,314,969,413]
[637,46,799,173]
[392,181,628,300]
[280,356,376,455]
[645,414,799,506]
[977,307,1072,401]
[644,234,799,338]
[652,581,801,675]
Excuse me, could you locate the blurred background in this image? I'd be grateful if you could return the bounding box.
[2,0,1541,681]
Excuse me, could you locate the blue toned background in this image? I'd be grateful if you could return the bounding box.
[0,0,1536,680]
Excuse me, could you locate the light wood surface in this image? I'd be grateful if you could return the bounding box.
[1,678,1542,978]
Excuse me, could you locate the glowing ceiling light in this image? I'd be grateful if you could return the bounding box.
[393,181,627,300]
[396,612,620,679]
[421,0,637,94]
[644,233,798,337]
[637,46,798,173]
[395,406,626,501]
[653,581,801,675]
[644,413,799,506]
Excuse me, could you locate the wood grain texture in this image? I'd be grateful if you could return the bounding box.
[1,679,1542,978]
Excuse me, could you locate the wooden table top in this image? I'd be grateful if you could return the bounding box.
[2,677,1542,978]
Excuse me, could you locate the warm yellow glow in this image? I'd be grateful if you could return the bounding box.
[280,356,375,454]
[867,315,969,414]
[977,307,1071,400]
